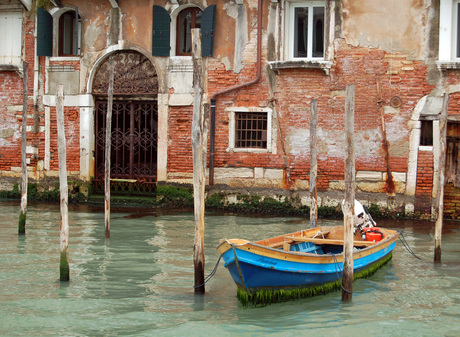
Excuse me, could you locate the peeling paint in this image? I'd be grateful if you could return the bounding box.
[0,128,14,139]
[287,127,310,157]
[223,1,238,18]
[317,129,346,159]
[342,0,426,57]
[84,17,104,52]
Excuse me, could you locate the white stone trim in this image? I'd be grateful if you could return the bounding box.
[79,106,94,180]
[42,94,93,107]
[226,106,273,153]
[44,106,50,171]
[157,93,169,182]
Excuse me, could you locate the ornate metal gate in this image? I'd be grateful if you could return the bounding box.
[92,51,158,194]
[94,100,158,193]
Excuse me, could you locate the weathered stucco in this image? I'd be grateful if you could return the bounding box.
[342,0,427,58]
[78,1,112,53]
[121,0,153,49]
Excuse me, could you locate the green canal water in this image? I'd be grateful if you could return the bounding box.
[0,201,459,336]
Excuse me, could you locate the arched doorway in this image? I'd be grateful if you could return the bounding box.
[92,51,158,194]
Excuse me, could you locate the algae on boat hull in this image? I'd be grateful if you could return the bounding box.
[237,253,393,307]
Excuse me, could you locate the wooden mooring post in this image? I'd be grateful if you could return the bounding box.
[434,93,449,263]
[191,29,209,293]
[56,85,70,281]
[342,84,356,301]
[19,61,28,235]
[104,56,115,239]
[310,99,318,228]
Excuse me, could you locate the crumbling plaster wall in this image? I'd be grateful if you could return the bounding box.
[342,0,428,59]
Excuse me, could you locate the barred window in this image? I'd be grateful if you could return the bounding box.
[235,112,268,148]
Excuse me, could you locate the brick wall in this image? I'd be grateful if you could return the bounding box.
[0,71,23,171]
[207,45,434,194]
[168,106,194,176]
[444,183,460,219]
[48,107,80,172]
[415,150,434,212]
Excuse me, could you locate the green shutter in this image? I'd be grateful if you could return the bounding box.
[152,5,170,56]
[37,7,53,57]
[201,5,216,57]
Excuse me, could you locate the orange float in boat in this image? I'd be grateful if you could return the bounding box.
[364,227,384,242]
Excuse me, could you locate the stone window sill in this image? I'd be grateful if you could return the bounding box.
[49,56,81,62]
[436,61,460,70]
[0,64,23,77]
[268,60,332,75]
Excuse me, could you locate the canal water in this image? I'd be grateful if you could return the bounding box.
[0,201,459,337]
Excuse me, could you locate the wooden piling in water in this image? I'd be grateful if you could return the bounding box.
[19,61,28,235]
[56,85,70,281]
[310,99,318,228]
[342,84,356,301]
[434,93,449,263]
[191,29,209,293]
[104,56,115,239]
[376,78,395,195]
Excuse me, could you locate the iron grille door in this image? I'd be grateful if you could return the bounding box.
[94,100,158,191]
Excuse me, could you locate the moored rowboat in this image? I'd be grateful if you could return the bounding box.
[217,225,399,306]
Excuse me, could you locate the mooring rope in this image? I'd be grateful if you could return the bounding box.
[331,253,352,294]
[398,231,422,260]
[193,255,222,289]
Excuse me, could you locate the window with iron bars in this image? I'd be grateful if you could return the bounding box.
[235,111,268,148]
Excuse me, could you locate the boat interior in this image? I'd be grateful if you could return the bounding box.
[253,226,388,255]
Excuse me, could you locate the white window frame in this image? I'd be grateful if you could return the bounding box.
[439,0,460,62]
[287,1,325,61]
[49,7,81,60]
[0,11,23,66]
[227,107,274,153]
[170,4,204,57]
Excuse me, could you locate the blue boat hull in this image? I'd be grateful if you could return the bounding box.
[221,242,395,293]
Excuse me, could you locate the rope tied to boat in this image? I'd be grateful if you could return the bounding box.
[193,255,222,289]
[331,253,352,295]
[398,231,422,260]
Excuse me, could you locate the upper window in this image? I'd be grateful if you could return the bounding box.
[0,11,23,65]
[58,10,81,56]
[439,0,460,61]
[36,7,81,57]
[152,5,216,57]
[289,2,325,60]
[454,1,460,59]
[176,7,202,56]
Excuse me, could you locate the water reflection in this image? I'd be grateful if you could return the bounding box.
[0,201,459,336]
